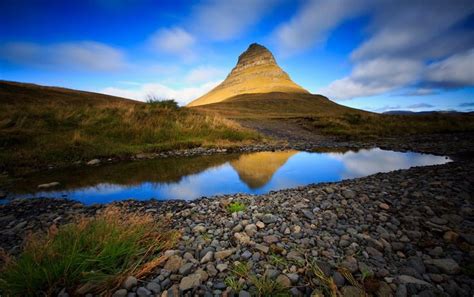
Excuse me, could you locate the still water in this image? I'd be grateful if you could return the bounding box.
[10,148,450,204]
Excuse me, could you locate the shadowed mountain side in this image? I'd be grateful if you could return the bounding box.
[11,154,241,194]
[230,150,298,189]
[191,92,370,119]
[188,43,308,107]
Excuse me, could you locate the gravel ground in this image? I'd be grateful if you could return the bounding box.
[1,155,473,296]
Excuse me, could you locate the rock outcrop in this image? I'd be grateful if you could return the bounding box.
[187,43,308,107]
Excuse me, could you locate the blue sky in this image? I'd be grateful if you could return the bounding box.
[1,0,473,112]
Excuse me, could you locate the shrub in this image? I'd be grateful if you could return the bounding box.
[0,206,179,296]
[146,95,179,109]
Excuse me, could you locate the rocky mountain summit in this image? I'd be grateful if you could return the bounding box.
[187,43,308,107]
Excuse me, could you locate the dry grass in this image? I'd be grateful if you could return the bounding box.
[0,81,261,175]
[0,206,179,296]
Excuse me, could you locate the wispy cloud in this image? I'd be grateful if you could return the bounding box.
[319,58,423,100]
[425,49,474,88]
[406,103,434,109]
[0,41,127,72]
[459,102,474,107]
[273,0,368,56]
[148,27,196,61]
[185,66,225,84]
[192,0,281,41]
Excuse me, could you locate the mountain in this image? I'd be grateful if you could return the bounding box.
[187,43,308,107]
[230,151,297,189]
[188,43,369,119]
[383,110,471,115]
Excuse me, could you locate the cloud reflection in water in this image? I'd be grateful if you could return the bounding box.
[12,148,450,204]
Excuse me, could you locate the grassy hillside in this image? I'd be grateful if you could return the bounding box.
[192,92,367,118]
[0,81,261,175]
[192,92,474,139]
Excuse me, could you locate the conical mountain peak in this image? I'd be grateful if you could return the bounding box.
[187,43,308,107]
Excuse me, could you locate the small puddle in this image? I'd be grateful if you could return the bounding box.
[7,148,450,204]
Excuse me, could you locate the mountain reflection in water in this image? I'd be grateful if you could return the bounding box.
[10,148,450,204]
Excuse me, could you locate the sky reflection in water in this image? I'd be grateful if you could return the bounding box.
[13,148,450,204]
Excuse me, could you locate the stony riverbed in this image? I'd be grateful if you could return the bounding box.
[1,156,473,296]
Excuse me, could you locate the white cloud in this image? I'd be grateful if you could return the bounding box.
[101,80,222,106]
[185,66,226,84]
[0,41,127,72]
[425,49,474,87]
[308,0,474,100]
[319,58,423,100]
[273,0,369,55]
[193,0,281,40]
[148,27,196,60]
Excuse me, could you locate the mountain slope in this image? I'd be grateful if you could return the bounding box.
[192,92,368,119]
[188,43,308,107]
[0,80,138,106]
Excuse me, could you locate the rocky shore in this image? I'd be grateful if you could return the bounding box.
[1,154,473,296]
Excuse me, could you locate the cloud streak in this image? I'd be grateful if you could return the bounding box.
[192,0,281,41]
[0,41,127,72]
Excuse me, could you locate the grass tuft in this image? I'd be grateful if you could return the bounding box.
[250,274,290,297]
[0,206,179,296]
[227,201,246,213]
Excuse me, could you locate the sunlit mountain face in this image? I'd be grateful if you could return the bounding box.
[8,149,450,204]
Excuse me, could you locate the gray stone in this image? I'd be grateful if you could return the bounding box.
[200,251,214,264]
[86,159,100,165]
[263,235,279,244]
[241,250,252,260]
[265,269,280,279]
[136,287,151,297]
[164,255,183,273]
[179,262,193,275]
[376,281,392,297]
[262,214,276,224]
[216,263,228,272]
[244,224,257,236]
[396,275,431,286]
[193,224,207,233]
[179,273,202,291]
[286,273,299,284]
[406,256,425,274]
[255,243,269,253]
[37,182,60,189]
[341,286,365,297]
[333,271,345,287]
[239,290,251,297]
[302,210,315,220]
[123,276,137,290]
[276,274,291,287]
[395,284,407,297]
[146,282,161,294]
[426,258,460,274]
[214,248,235,260]
[342,190,356,199]
[112,289,128,297]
